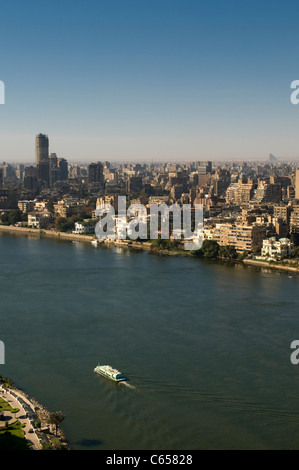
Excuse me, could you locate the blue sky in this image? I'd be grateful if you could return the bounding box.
[0,0,299,162]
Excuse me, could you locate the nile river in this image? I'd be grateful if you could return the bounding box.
[1,232,299,450]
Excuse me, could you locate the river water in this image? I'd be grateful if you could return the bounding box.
[1,232,299,450]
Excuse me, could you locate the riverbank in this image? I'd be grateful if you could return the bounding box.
[0,224,94,243]
[0,377,69,450]
[243,258,299,273]
[0,224,188,254]
[1,223,299,273]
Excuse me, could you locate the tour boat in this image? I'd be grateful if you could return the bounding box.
[94,364,127,382]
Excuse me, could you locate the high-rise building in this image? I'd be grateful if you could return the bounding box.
[88,162,104,184]
[290,203,299,233]
[36,134,50,186]
[213,169,231,197]
[35,134,49,165]
[253,181,282,204]
[273,204,291,224]
[295,169,299,200]
[212,223,267,254]
[58,158,68,180]
[226,180,255,205]
[49,153,58,169]
[24,166,38,192]
[49,153,58,186]
[127,176,143,193]
[197,161,212,175]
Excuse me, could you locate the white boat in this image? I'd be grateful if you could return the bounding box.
[94,364,127,382]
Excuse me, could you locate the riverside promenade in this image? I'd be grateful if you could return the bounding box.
[0,384,69,450]
[0,385,41,449]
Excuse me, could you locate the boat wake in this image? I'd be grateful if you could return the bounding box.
[120,381,137,390]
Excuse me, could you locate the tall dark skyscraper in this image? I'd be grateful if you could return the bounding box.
[58,158,68,180]
[88,162,104,184]
[35,134,49,165]
[35,133,50,186]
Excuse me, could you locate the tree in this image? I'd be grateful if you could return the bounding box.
[46,200,55,214]
[48,411,65,436]
[1,209,25,226]
[8,210,24,225]
[292,245,299,258]
[238,251,248,261]
[218,245,237,259]
[54,217,74,232]
[0,213,9,225]
[201,239,220,258]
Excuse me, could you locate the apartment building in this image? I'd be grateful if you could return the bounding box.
[208,223,267,254]
[290,204,299,233]
[18,200,35,213]
[225,180,254,205]
[253,181,282,203]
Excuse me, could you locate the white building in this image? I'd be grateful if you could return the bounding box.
[261,237,293,260]
[27,211,51,229]
[73,221,95,235]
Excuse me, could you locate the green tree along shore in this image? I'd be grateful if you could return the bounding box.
[193,239,246,261]
[150,237,246,261]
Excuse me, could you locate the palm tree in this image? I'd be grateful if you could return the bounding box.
[48,411,65,436]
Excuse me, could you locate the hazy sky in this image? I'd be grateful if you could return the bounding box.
[1,0,299,163]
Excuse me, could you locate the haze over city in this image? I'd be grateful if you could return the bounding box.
[1,0,299,162]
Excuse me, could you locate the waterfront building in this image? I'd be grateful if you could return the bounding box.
[28,211,51,229]
[261,237,293,260]
[211,223,267,254]
[73,221,96,234]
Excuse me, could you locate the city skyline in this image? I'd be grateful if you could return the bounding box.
[1,1,299,162]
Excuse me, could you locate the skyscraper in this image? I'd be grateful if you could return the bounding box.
[88,162,104,184]
[295,169,299,200]
[58,158,68,180]
[36,133,50,186]
[35,134,49,165]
